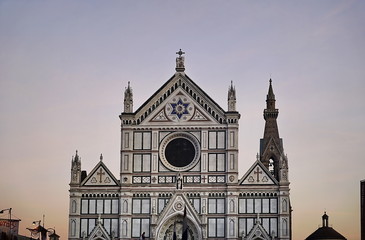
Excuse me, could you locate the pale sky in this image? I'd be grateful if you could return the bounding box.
[0,1,364,239]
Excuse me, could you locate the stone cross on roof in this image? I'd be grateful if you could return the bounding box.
[175,49,185,72]
[176,49,185,57]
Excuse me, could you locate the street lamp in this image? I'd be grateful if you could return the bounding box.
[32,220,41,226]
[0,208,12,214]
[28,220,47,240]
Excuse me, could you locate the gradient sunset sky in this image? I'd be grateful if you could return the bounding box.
[0,1,364,239]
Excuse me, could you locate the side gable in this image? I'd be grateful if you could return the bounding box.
[245,219,272,240]
[81,159,120,187]
[239,160,278,186]
[87,217,111,240]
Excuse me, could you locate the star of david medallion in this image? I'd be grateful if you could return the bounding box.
[171,98,189,119]
[165,95,195,122]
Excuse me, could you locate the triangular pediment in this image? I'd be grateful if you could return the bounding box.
[245,219,272,240]
[132,73,227,125]
[155,192,201,229]
[147,90,216,124]
[239,160,278,185]
[82,161,120,187]
[88,218,111,240]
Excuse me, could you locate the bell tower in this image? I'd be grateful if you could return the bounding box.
[259,79,291,240]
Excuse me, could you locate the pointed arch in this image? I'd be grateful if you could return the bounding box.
[282,199,288,212]
[229,199,235,213]
[122,200,128,213]
[71,219,76,236]
[71,200,77,213]
[282,218,288,236]
[229,218,235,236]
[122,220,127,237]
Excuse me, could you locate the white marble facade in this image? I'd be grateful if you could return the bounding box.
[68,52,291,240]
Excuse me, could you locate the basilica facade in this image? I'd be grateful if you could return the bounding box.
[68,51,292,240]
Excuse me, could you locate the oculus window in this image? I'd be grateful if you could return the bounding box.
[159,132,200,171]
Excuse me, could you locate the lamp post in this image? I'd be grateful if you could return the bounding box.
[32,220,41,226]
[0,208,12,240]
[30,220,47,240]
[28,220,41,239]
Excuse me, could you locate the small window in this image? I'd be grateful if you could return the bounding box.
[208,131,226,149]
[132,199,150,214]
[134,132,151,150]
[189,198,201,213]
[132,218,150,238]
[158,198,169,213]
[208,153,225,172]
[133,154,151,172]
[208,218,225,237]
[208,198,225,214]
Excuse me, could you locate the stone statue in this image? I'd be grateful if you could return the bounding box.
[175,49,185,71]
[176,56,185,68]
[176,172,183,189]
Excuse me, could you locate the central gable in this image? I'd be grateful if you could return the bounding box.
[134,73,227,125]
[147,90,215,125]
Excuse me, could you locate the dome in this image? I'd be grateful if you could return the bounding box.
[305,212,346,240]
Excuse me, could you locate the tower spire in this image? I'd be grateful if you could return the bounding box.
[263,79,279,138]
[267,79,275,103]
[70,150,81,185]
[228,81,236,111]
[123,81,133,113]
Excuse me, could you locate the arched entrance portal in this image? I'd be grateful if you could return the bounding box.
[156,215,201,240]
[162,221,194,240]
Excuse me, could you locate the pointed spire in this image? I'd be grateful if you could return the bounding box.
[123,81,133,113]
[264,79,278,120]
[228,81,236,100]
[266,78,276,110]
[262,78,279,135]
[73,150,80,162]
[268,79,275,98]
[100,153,103,161]
[71,150,81,185]
[228,81,237,111]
